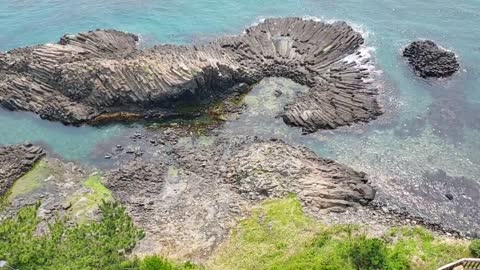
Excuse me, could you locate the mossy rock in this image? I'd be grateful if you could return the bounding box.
[7,160,52,202]
[67,173,113,223]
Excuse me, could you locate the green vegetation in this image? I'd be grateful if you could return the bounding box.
[68,173,114,223]
[0,201,198,270]
[0,159,51,210]
[208,195,471,270]
[470,239,480,258]
[0,201,143,269]
[7,160,51,202]
[385,227,470,269]
[125,256,201,270]
[0,193,475,269]
[84,174,113,198]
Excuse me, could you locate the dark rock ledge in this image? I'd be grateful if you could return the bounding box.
[0,143,45,196]
[403,40,460,78]
[0,17,382,133]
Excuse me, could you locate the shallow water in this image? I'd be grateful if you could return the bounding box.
[1,0,479,217]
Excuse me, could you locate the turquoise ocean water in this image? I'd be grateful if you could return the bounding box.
[0,0,479,185]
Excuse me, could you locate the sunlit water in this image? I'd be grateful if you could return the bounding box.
[1,1,479,207]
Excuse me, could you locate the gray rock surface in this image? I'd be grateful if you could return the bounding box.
[0,17,382,133]
[105,136,375,260]
[0,143,45,196]
[223,140,375,211]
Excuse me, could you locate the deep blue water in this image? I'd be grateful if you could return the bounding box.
[0,0,479,185]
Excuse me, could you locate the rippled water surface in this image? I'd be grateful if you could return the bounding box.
[1,0,479,186]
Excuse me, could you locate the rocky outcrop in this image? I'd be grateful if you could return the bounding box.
[403,40,459,78]
[105,136,375,260]
[0,144,45,196]
[225,140,375,212]
[0,17,382,133]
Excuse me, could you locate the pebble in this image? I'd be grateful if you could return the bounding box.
[62,202,72,210]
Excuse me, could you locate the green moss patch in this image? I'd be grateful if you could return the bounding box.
[7,160,52,202]
[68,174,114,223]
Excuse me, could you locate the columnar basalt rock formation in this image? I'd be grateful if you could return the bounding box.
[104,136,375,259]
[0,144,45,196]
[403,40,459,78]
[225,140,375,212]
[0,17,382,133]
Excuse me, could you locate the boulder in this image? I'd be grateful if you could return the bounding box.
[403,40,459,78]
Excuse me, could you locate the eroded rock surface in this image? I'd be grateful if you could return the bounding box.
[105,136,375,260]
[1,17,382,133]
[224,140,375,212]
[0,143,45,196]
[403,40,459,78]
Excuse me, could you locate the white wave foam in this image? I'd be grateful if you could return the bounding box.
[244,16,382,81]
[301,15,373,41]
[243,17,267,34]
[342,45,376,69]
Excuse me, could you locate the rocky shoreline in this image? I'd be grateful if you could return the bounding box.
[1,16,478,264]
[0,139,377,260]
[0,17,382,133]
[1,139,475,262]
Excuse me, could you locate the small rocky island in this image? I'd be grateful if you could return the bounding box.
[0,17,382,133]
[403,40,459,78]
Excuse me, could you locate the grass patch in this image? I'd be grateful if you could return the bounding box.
[470,240,480,258]
[208,195,472,270]
[125,256,201,270]
[7,160,51,202]
[384,227,470,269]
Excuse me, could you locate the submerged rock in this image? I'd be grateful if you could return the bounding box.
[403,40,459,78]
[0,17,382,133]
[0,144,45,196]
